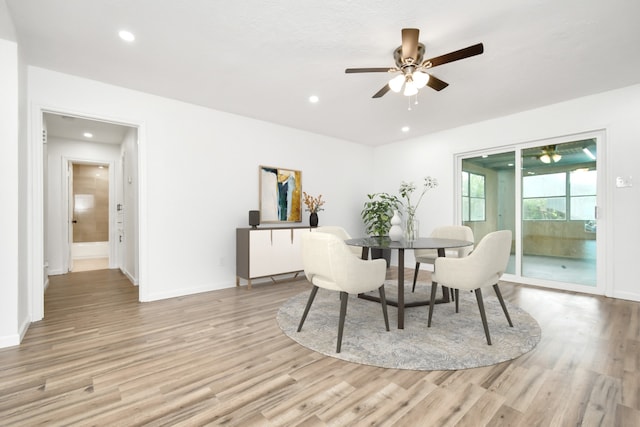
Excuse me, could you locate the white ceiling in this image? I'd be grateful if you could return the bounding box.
[44,113,131,145]
[8,0,640,146]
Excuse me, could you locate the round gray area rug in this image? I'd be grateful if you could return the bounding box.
[277,281,541,370]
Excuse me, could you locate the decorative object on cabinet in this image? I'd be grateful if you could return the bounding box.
[303,192,325,228]
[309,212,319,227]
[248,210,260,228]
[259,165,302,223]
[236,226,311,289]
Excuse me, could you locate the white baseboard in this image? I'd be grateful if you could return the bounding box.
[142,281,235,302]
[0,314,33,348]
[120,267,138,286]
[611,290,640,302]
[47,268,65,276]
[18,315,31,342]
[0,334,20,349]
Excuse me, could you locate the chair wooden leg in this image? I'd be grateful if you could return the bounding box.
[411,262,421,292]
[474,288,492,345]
[379,285,390,331]
[428,282,438,327]
[455,289,460,313]
[297,286,319,332]
[493,284,513,327]
[336,291,349,353]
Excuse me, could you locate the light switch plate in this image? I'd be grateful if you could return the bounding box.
[616,176,633,188]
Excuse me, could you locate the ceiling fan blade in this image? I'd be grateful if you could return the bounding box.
[345,67,393,73]
[426,74,449,91]
[425,43,484,68]
[401,28,420,62]
[372,84,391,98]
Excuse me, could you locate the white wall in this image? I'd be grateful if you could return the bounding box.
[120,127,138,283]
[28,67,374,305]
[372,84,640,301]
[0,0,16,41]
[0,36,20,346]
[46,137,122,275]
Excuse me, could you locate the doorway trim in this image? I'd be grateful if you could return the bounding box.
[29,104,146,321]
[62,157,117,273]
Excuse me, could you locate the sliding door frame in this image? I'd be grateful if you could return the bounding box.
[454,129,608,295]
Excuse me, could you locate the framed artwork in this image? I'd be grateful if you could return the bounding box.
[259,165,302,223]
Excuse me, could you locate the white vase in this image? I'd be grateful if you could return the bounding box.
[388,210,403,241]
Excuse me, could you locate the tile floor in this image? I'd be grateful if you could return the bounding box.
[71,257,109,272]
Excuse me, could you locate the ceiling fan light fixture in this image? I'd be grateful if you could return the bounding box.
[552,153,562,162]
[412,71,430,88]
[540,154,551,164]
[403,80,418,96]
[118,30,135,42]
[388,74,405,92]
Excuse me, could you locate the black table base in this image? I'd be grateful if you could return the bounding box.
[348,237,472,329]
[358,285,451,308]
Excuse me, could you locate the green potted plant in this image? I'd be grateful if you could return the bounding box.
[361,193,400,267]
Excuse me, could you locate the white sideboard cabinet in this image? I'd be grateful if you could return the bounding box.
[236,226,311,289]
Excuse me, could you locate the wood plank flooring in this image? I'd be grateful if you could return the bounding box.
[0,268,639,426]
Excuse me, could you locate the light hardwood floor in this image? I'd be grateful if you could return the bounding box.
[0,268,639,426]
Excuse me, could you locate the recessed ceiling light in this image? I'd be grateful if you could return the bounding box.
[118,30,135,42]
[83,132,93,138]
[309,95,319,103]
[401,126,410,132]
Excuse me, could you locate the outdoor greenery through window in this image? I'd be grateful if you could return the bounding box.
[522,170,596,220]
[462,171,485,221]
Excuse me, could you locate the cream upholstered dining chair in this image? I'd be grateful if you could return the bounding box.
[315,226,362,258]
[427,230,513,345]
[411,225,474,292]
[298,232,389,353]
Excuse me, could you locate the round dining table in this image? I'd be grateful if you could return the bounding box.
[345,236,473,329]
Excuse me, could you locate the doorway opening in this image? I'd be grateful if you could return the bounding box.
[69,162,110,272]
[456,130,605,294]
[43,112,139,279]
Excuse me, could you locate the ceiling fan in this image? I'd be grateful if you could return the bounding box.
[538,145,562,164]
[345,28,484,98]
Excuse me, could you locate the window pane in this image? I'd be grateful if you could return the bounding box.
[571,196,596,220]
[570,170,597,196]
[523,197,566,220]
[470,198,485,221]
[523,173,566,197]
[462,197,469,221]
[470,174,485,197]
[462,172,469,196]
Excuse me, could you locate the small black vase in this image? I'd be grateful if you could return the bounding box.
[309,212,319,228]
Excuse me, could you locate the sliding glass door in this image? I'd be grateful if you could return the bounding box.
[521,139,597,286]
[462,151,516,274]
[458,132,603,293]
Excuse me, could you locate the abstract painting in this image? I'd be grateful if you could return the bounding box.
[259,166,302,223]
